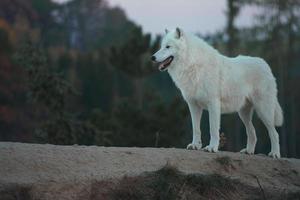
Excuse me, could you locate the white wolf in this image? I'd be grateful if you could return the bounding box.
[152,28,283,158]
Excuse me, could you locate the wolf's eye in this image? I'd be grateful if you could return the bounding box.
[166,45,170,49]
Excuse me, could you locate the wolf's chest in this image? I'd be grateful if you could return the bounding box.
[168,70,209,104]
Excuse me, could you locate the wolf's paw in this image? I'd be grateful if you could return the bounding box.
[240,148,254,155]
[268,151,281,159]
[187,143,202,150]
[203,145,218,153]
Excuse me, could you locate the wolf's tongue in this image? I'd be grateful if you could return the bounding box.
[159,64,165,71]
[158,56,173,71]
[162,57,171,66]
[159,60,169,71]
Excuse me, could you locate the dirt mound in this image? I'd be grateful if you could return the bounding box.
[0,142,299,200]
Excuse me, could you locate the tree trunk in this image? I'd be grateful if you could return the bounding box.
[286,11,296,157]
[275,9,288,157]
[226,0,240,57]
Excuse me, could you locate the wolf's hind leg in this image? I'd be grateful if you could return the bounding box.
[239,104,257,154]
[254,98,280,158]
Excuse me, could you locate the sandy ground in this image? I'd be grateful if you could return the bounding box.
[0,142,300,199]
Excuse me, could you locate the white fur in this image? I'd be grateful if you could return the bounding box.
[153,28,283,158]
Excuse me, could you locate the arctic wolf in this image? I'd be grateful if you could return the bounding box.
[152,28,283,158]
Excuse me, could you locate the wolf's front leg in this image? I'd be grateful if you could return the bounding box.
[204,100,221,152]
[186,101,203,150]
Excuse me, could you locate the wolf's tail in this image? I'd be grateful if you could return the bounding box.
[274,100,283,127]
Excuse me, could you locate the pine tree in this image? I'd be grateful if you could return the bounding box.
[14,39,109,145]
[110,27,160,108]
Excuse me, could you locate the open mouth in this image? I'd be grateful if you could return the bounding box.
[158,56,174,71]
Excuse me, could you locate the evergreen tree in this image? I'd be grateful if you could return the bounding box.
[110,27,159,108]
[14,39,109,145]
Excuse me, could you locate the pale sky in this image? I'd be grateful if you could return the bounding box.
[53,0,257,35]
[108,0,257,35]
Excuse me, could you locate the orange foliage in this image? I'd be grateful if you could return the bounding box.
[0,18,16,45]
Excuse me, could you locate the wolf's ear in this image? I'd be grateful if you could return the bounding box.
[165,29,169,34]
[175,27,182,39]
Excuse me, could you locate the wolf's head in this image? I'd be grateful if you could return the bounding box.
[152,27,187,71]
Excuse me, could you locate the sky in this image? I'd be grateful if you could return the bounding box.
[53,0,257,35]
[108,0,257,35]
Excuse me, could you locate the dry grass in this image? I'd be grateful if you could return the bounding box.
[97,164,250,200]
[2,165,298,200]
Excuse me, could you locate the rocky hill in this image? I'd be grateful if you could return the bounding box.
[0,142,299,200]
